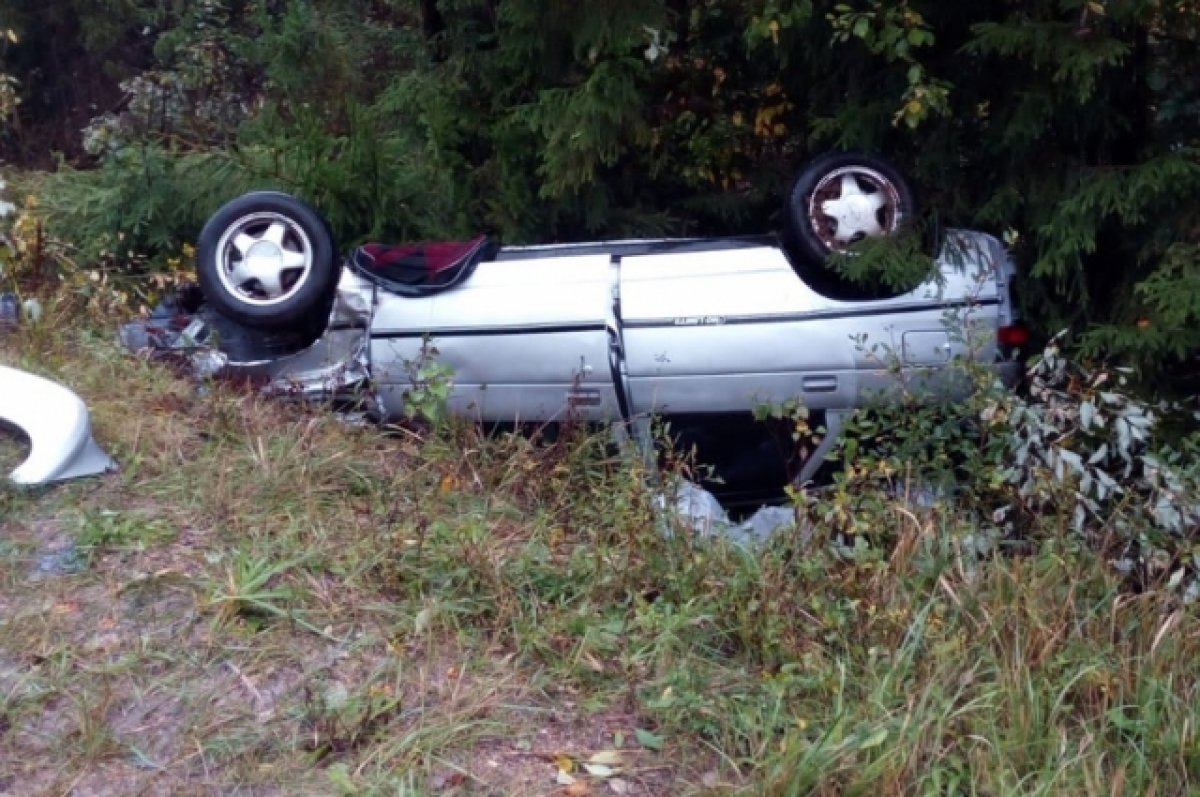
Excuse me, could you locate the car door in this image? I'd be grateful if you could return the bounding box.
[618,245,861,416]
[370,253,621,422]
[617,237,1006,417]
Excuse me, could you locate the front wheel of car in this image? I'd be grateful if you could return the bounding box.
[784,152,917,266]
[196,192,339,331]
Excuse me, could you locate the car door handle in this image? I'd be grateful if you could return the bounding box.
[802,375,838,393]
[567,388,603,407]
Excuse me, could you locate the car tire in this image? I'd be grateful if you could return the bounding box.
[784,152,917,266]
[197,192,339,331]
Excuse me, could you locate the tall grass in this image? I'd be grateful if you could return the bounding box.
[1,308,1197,795]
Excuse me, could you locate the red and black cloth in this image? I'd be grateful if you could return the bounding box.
[349,235,492,297]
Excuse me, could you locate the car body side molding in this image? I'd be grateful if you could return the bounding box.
[0,365,117,485]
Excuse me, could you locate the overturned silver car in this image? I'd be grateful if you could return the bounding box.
[170,152,1026,492]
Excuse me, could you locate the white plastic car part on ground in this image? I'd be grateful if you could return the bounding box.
[0,365,116,485]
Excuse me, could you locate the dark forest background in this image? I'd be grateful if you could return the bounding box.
[1,0,1198,389]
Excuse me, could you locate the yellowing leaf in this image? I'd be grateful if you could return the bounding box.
[554,754,576,774]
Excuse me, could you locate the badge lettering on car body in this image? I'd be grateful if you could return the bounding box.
[673,315,726,326]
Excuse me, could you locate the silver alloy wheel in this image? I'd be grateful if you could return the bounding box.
[214,212,315,307]
[806,166,903,252]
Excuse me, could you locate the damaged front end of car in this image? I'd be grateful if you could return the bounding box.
[117,266,376,412]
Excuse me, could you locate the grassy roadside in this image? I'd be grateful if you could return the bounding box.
[1,309,1197,796]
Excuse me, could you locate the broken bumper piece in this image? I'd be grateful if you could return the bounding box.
[0,365,117,485]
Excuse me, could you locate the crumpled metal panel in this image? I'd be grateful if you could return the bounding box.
[117,267,375,404]
[228,268,374,400]
[329,267,375,328]
[251,328,371,400]
[0,365,117,485]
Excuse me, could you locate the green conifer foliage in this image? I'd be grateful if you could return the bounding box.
[0,0,1197,387]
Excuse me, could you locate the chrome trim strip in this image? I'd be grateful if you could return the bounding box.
[622,297,1000,329]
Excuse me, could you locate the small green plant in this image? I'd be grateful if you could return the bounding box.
[207,549,301,631]
[65,688,122,763]
[300,676,403,760]
[401,338,455,426]
[74,509,176,558]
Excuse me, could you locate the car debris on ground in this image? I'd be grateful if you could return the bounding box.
[1,301,117,486]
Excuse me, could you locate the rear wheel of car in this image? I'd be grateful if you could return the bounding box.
[784,152,917,267]
[197,192,339,331]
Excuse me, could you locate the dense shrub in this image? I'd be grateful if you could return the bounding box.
[813,318,1200,599]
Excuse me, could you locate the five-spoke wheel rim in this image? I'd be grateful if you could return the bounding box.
[214,212,315,307]
[807,166,903,252]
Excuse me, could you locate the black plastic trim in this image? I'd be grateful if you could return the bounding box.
[491,235,778,262]
[371,322,608,340]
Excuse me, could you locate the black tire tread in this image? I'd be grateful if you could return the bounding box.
[783,151,917,265]
[196,192,339,331]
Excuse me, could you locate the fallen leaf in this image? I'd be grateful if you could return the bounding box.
[556,770,577,786]
[634,727,664,751]
[554,754,576,774]
[859,727,888,749]
[564,781,591,797]
[588,751,624,767]
[583,763,615,778]
[413,606,432,634]
[609,778,630,795]
[322,682,349,710]
[429,771,467,790]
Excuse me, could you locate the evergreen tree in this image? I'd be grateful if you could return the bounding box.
[1,0,1197,389]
